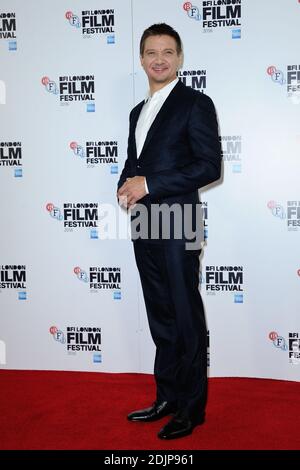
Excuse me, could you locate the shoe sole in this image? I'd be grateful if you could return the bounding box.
[127,411,176,422]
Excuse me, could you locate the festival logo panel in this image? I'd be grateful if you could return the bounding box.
[267,200,300,231]
[74,266,122,300]
[50,325,102,365]
[0,141,23,177]
[267,64,300,104]
[65,8,115,44]
[0,264,27,300]
[0,11,17,51]
[269,331,300,366]
[69,139,119,174]
[203,264,244,303]
[182,1,242,39]
[41,74,96,112]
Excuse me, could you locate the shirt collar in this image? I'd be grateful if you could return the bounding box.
[144,77,179,103]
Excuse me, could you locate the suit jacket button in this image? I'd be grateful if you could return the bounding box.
[137,165,141,168]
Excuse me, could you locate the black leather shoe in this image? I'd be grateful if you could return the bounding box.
[157,411,205,439]
[127,401,177,422]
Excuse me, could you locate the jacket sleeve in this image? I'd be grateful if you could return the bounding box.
[117,111,133,191]
[146,94,221,199]
[117,155,131,191]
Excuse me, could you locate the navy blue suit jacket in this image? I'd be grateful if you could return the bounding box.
[118,80,221,244]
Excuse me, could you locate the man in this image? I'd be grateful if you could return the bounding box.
[117,23,221,439]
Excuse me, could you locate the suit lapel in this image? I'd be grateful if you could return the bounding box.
[130,101,144,160]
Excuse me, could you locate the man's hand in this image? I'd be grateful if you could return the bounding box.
[117,176,147,209]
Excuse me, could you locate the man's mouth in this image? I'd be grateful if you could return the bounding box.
[152,66,168,72]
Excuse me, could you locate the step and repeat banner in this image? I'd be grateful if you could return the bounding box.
[0,0,299,381]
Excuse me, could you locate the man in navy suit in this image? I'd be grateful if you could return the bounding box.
[117,23,221,439]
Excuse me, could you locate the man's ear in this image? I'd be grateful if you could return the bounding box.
[178,52,184,69]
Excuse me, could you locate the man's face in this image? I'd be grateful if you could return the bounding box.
[140,35,182,90]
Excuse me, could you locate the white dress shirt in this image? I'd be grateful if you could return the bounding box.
[135,78,179,194]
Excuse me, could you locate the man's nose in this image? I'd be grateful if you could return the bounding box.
[155,53,164,63]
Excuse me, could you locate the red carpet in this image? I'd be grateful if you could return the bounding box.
[0,370,299,450]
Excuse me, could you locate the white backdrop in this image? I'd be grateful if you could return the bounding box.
[0,0,299,381]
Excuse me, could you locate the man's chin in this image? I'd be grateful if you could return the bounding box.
[151,76,170,83]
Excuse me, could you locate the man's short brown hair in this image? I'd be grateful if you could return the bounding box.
[140,23,183,56]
